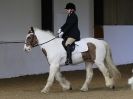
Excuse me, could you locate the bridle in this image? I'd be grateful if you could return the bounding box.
[26,27,59,48]
[25,27,37,48]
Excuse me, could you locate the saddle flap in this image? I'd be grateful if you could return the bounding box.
[75,40,88,52]
[62,40,88,53]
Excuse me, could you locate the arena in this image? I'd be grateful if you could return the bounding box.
[0,0,133,99]
[0,64,133,99]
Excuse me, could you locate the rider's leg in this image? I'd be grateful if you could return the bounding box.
[65,37,75,65]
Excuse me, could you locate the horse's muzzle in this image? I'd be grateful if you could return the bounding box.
[24,44,31,52]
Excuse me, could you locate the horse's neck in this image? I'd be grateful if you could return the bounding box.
[35,29,55,44]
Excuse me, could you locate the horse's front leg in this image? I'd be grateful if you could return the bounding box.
[55,68,72,91]
[41,63,59,93]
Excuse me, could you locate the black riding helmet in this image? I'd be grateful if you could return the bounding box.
[65,3,76,10]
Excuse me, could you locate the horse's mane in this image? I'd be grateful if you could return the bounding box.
[32,28,57,45]
[42,30,54,36]
[34,28,55,37]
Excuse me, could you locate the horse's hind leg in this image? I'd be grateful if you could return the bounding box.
[80,62,93,92]
[55,68,72,91]
[95,62,114,89]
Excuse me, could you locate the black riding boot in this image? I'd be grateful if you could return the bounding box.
[65,44,72,65]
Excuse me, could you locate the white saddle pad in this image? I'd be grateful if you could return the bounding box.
[74,40,88,53]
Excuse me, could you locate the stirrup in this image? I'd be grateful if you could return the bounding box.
[65,59,72,65]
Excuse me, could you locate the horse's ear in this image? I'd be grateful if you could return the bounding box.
[28,26,34,34]
[31,27,34,33]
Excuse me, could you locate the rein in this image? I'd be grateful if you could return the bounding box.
[33,35,59,48]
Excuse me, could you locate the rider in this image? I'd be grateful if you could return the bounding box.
[58,2,80,65]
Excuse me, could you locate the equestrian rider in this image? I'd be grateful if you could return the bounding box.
[58,3,80,65]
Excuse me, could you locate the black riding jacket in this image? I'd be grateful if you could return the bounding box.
[61,12,80,41]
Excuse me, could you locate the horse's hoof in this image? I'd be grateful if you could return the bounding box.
[112,86,115,90]
[69,86,72,90]
[41,89,49,94]
[80,88,88,92]
[63,86,72,91]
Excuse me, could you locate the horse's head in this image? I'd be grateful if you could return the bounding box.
[24,27,38,52]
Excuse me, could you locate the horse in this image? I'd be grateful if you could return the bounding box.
[24,27,121,93]
[128,69,133,90]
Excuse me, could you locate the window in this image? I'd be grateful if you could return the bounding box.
[95,0,133,25]
[41,0,53,31]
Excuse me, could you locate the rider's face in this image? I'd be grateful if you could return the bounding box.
[66,9,71,14]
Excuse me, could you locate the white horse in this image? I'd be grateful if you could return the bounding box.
[128,69,133,90]
[24,27,121,93]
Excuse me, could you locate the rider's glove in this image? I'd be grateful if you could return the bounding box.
[57,29,64,38]
[57,29,62,34]
[58,32,64,38]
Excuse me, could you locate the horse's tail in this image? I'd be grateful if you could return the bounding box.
[104,42,121,81]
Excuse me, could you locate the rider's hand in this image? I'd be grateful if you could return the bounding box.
[58,32,64,38]
[57,29,62,34]
[57,29,64,38]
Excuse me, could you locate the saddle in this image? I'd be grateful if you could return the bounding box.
[62,39,88,53]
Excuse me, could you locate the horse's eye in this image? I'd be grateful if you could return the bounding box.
[28,37,32,40]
